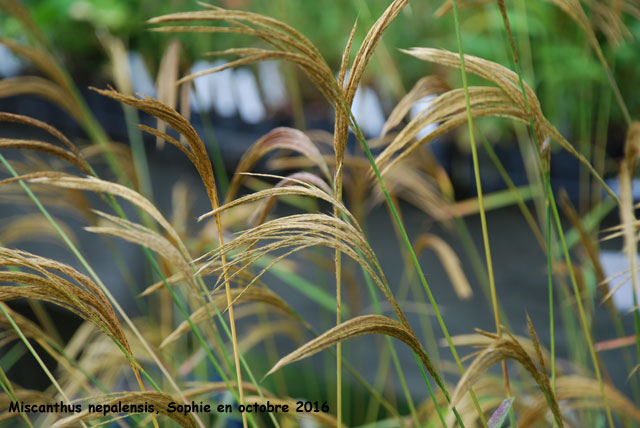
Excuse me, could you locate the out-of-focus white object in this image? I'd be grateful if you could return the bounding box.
[258,61,288,110]
[605,177,640,202]
[0,44,22,77]
[599,250,640,311]
[410,94,439,140]
[189,60,236,117]
[127,51,156,98]
[299,414,320,428]
[351,86,385,138]
[233,68,266,124]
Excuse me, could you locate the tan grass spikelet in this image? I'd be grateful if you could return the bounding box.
[417,374,514,428]
[148,6,342,111]
[0,249,132,360]
[161,286,304,348]
[401,48,617,200]
[264,314,437,381]
[138,261,225,297]
[265,153,372,197]
[196,213,374,290]
[616,158,639,317]
[0,303,82,384]
[202,173,340,223]
[80,141,136,180]
[0,214,78,248]
[451,328,564,426]
[0,389,55,423]
[340,0,409,111]
[238,320,304,354]
[375,86,527,176]
[196,212,412,327]
[248,172,334,226]
[0,184,90,221]
[0,138,90,174]
[381,76,451,137]
[50,392,197,428]
[39,84,254,422]
[402,48,545,137]
[225,128,332,203]
[0,113,84,159]
[151,0,412,190]
[518,375,640,427]
[59,323,152,393]
[448,332,554,371]
[92,87,225,220]
[204,174,348,222]
[155,40,182,149]
[370,158,451,221]
[0,77,82,122]
[590,0,632,46]
[26,172,188,256]
[137,123,194,164]
[414,234,472,299]
[624,122,640,172]
[526,314,549,380]
[85,210,199,297]
[0,0,48,47]
[333,0,410,179]
[98,31,134,97]
[0,38,71,93]
[332,18,358,197]
[620,124,640,294]
[181,380,273,400]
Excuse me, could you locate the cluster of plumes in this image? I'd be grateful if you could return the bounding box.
[0,0,639,426]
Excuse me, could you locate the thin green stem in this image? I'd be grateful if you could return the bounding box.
[0,153,202,428]
[549,189,615,428]
[346,112,479,424]
[0,303,87,428]
[122,105,153,198]
[494,0,557,418]
[451,0,501,338]
[415,353,447,428]
[0,363,35,428]
[545,169,556,394]
[360,255,421,428]
[450,0,500,424]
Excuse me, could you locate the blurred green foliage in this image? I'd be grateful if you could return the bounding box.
[1,0,638,131]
